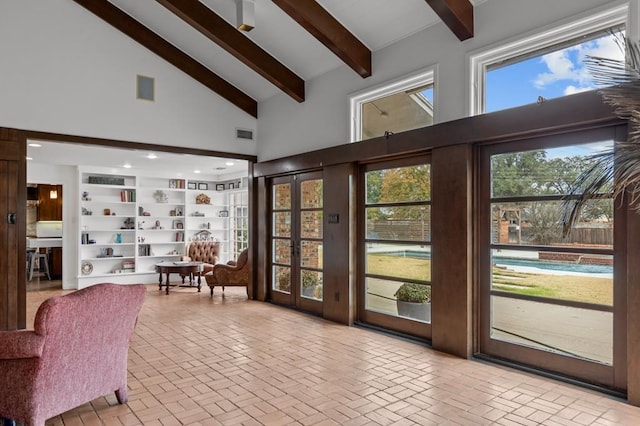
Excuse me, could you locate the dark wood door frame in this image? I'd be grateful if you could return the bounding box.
[0,129,27,330]
[0,126,257,330]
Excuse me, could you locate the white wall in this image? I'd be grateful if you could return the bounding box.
[257,0,624,161]
[0,0,256,156]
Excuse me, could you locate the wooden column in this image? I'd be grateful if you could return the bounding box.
[0,129,27,330]
[627,205,640,404]
[322,163,355,325]
[254,176,268,301]
[431,144,473,357]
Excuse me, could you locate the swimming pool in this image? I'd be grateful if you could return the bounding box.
[378,250,612,275]
[493,257,612,275]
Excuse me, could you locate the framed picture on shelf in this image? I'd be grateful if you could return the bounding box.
[187,182,196,190]
[216,184,225,191]
[218,210,229,217]
[173,220,184,230]
[198,182,208,190]
[228,182,235,190]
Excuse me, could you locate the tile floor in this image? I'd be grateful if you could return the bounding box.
[23,285,640,425]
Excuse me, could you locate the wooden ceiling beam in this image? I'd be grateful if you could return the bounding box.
[272,0,371,78]
[156,0,305,103]
[72,0,257,117]
[425,0,474,41]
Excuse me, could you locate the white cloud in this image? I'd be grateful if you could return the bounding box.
[533,33,624,90]
[564,85,594,95]
[534,49,579,88]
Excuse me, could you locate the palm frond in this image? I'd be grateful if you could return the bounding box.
[562,36,640,236]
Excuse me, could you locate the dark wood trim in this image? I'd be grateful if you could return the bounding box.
[254,90,620,177]
[72,0,258,117]
[255,177,269,302]
[424,0,474,41]
[272,0,371,78]
[23,129,257,163]
[156,0,305,103]
[0,132,27,330]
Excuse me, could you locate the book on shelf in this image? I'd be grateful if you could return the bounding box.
[120,190,136,203]
[138,244,151,257]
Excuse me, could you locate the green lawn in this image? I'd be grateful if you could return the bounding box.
[367,254,612,306]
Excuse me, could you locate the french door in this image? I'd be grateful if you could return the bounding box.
[478,126,627,391]
[269,172,323,314]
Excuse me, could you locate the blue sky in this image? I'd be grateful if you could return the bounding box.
[486,32,624,113]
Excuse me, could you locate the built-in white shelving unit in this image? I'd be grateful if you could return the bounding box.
[77,168,246,287]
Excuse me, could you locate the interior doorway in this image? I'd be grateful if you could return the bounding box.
[26,183,64,291]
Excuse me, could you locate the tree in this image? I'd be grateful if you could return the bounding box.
[378,165,430,220]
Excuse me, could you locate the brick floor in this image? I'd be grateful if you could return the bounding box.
[22,285,640,425]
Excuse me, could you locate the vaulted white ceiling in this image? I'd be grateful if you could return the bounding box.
[74,0,481,116]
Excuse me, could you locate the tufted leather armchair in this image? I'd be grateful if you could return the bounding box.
[205,249,249,297]
[181,241,220,282]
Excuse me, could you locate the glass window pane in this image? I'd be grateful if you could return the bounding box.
[273,265,291,293]
[491,201,613,248]
[366,243,431,282]
[272,212,291,237]
[301,241,322,268]
[365,278,431,323]
[361,84,434,140]
[301,179,323,208]
[273,239,291,265]
[365,165,430,204]
[273,183,291,209]
[485,30,623,114]
[491,249,612,306]
[491,295,612,364]
[301,269,323,300]
[301,211,323,239]
[491,142,614,198]
[366,206,430,241]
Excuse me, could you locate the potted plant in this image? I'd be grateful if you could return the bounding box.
[394,282,431,322]
[301,270,319,298]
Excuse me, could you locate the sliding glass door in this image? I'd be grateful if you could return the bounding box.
[479,126,627,390]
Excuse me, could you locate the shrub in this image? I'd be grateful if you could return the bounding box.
[394,282,431,303]
[277,269,320,291]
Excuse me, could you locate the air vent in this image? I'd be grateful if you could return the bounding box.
[136,75,154,101]
[236,128,254,141]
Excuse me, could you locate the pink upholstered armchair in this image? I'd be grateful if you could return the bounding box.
[0,283,146,426]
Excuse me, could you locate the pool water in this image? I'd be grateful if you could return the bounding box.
[493,257,612,274]
[380,250,612,275]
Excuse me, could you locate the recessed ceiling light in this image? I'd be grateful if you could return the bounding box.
[225,161,235,166]
[123,163,132,169]
[146,153,157,159]
[28,143,41,148]
[194,170,201,174]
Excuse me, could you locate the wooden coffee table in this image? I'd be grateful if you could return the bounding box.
[155,262,204,294]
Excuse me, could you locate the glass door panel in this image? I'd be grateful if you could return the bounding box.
[269,173,323,312]
[359,156,431,339]
[479,131,625,390]
[299,177,323,304]
[270,179,292,303]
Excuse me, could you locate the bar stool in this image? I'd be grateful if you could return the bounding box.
[29,249,51,281]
